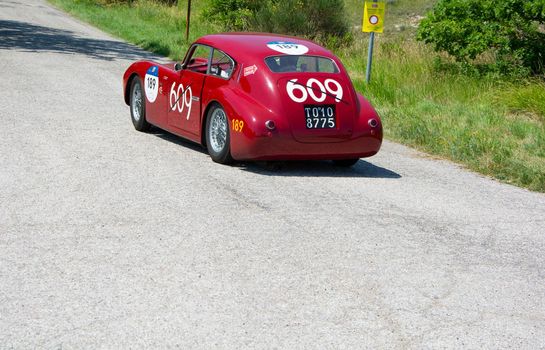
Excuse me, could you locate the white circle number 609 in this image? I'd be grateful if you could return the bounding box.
[170,83,192,120]
[286,78,343,103]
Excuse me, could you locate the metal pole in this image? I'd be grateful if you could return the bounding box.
[365,31,375,84]
[185,0,191,41]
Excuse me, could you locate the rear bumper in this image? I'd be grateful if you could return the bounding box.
[231,129,382,161]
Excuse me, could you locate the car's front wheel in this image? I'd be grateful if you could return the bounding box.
[206,104,233,164]
[129,77,151,132]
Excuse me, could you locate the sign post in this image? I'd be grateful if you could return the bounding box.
[186,0,192,41]
[362,0,386,83]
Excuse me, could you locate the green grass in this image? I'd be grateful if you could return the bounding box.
[340,36,545,192]
[48,0,545,192]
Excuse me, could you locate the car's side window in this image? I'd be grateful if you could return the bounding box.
[186,45,212,74]
[209,49,235,80]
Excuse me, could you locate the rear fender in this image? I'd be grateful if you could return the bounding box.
[202,88,280,159]
[355,93,383,142]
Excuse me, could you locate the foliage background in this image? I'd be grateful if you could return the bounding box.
[202,0,351,48]
[417,0,545,77]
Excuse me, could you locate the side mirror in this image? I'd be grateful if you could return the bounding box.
[174,62,183,71]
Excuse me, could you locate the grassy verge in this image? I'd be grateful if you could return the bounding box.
[341,39,545,192]
[48,0,545,192]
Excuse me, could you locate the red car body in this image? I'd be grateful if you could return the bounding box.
[123,33,382,163]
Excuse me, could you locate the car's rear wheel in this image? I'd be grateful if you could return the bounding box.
[333,159,359,167]
[130,77,151,132]
[206,104,233,164]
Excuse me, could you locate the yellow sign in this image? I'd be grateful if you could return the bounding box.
[363,0,386,33]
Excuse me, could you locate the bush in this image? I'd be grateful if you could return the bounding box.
[202,0,261,31]
[254,0,351,45]
[95,0,178,6]
[417,0,545,76]
[202,0,352,47]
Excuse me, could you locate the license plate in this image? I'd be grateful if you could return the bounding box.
[304,105,336,129]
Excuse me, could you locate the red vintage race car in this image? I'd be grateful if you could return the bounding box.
[123,33,382,166]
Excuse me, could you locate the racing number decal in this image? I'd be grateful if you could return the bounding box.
[267,41,309,55]
[146,76,157,94]
[231,119,244,132]
[169,82,192,120]
[144,66,159,103]
[286,79,343,103]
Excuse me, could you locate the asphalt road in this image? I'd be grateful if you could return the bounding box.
[1,0,544,348]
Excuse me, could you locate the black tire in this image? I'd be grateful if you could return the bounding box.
[129,77,151,132]
[205,104,233,164]
[332,158,359,167]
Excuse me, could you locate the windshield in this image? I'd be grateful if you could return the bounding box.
[265,55,339,73]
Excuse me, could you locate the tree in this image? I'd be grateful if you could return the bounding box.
[202,0,262,31]
[417,0,545,76]
[202,0,351,47]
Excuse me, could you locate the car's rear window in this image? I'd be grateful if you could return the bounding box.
[265,55,339,73]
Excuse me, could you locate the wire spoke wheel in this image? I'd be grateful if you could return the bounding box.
[129,77,150,132]
[209,108,228,153]
[131,82,142,122]
[206,104,233,164]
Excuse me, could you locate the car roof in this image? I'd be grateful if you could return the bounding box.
[194,33,336,63]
